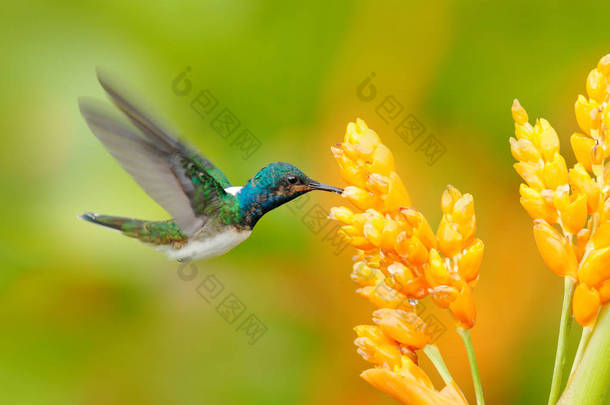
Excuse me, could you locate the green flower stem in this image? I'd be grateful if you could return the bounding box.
[423,344,454,387]
[568,325,592,377]
[548,277,576,405]
[457,327,486,405]
[558,305,610,405]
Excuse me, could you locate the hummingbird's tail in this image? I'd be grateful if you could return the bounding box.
[80,212,129,231]
[79,212,187,245]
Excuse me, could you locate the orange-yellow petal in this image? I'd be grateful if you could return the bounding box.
[458,239,484,282]
[532,220,578,278]
[570,134,595,172]
[578,247,610,287]
[573,283,600,326]
[372,308,431,349]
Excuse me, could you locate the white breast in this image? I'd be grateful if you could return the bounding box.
[157,228,251,262]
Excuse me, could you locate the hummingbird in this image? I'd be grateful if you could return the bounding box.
[79,69,343,262]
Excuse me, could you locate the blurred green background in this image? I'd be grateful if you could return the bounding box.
[1,1,609,404]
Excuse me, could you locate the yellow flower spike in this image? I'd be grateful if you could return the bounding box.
[512,98,529,125]
[514,161,545,190]
[328,206,355,224]
[532,219,578,278]
[437,216,464,257]
[458,239,485,283]
[542,154,569,189]
[578,247,610,287]
[519,183,558,223]
[568,163,601,212]
[573,283,601,326]
[426,249,452,286]
[449,286,476,329]
[354,325,403,368]
[586,68,607,103]
[570,134,596,172]
[561,193,588,235]
[372,308,431,350]
[441,185,462,214]
[510,137,542,162]
[539,125,561,161]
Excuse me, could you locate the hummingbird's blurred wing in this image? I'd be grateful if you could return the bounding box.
[95,67,232,189]
[79,98,241,236]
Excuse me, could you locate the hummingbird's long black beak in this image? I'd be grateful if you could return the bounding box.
[308,180,343,194]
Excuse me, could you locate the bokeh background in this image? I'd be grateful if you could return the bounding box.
[1,1,609,404]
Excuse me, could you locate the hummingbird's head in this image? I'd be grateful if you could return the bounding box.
[239,162,343,227]
[249,162,343,197]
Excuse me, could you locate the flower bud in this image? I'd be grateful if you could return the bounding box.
[449,286,476,329]
[570,134,595,172]
[573,283,600,326]
[533,220,578,278]
[586,68,607,103]
[342,187,380,211]
[542,154,569,189]
[568,163,601,213]
[372,309,431,349]
[597,54,610,76]
[329,206,354,224]
[510,137,541,162]
[561,193,588,235]
[514,162,545,190]
[441,185,462,214]
[539,125,560,161]
[519,184,557,223]
[512,99,529,125]
[575,95,599,135]
[437,216,463,257]
[426,249,451,286]
[368,143,395,175]
[578,247,610,287]
[354,325,402,368]
[458,239,484,282]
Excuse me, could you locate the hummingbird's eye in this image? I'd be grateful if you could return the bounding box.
[287,175,298,185]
